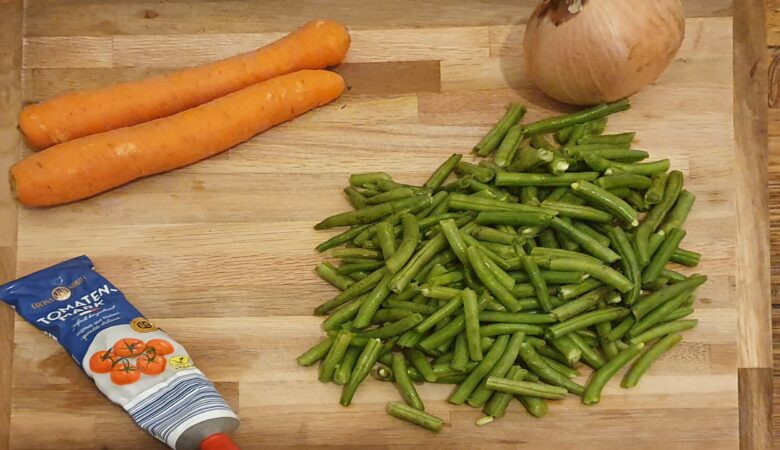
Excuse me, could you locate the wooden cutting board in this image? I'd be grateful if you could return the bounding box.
[0,1,772,449]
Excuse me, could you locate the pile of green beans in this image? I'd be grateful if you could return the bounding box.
[298,99,705,432]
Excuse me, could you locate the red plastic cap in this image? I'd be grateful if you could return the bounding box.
[200,433,240,450]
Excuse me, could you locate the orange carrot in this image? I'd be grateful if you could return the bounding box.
[11,70,345,207]
[19,19,350,150]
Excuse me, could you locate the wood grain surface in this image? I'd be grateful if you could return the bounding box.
[0,1,772,449]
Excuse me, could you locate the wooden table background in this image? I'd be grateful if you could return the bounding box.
[0,0,774,448]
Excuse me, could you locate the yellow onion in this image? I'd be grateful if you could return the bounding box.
[524,0,685,105]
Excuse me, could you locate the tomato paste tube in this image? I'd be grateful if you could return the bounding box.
[0,256,239,450]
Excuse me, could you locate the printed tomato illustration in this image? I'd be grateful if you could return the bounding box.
[112,338,145,357]
[110,360,141,385]
[136,352,167,375]
[89,350,116,373]
[145,339,174,356]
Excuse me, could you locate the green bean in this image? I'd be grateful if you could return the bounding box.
[449,335,510,404]
[375,222,396,259]
[414,249,457,283]
[506,147,554,172]
[316,224,373,252]
[315,267,387,316]
[671,248,701,267]
[321,296,365,332]
[658,268,687,284]
[644,173,668,205]
[544,187,568,202]
[383,213,421,275]
[361,313,424,339]
[642,228,687,283]
[571,180,638,226]
[333,346,361,385]
[642,277,670,291]
[570,222,610,248]
[350,172,393,187]
[319,331,354,383]
[607,226,642,305]
[316,262,356,291]
[336,261,385,275]
[296,336,335,366]
[607,315,636,341]
[439,218,470,267]
[473,226,517,245]
[475,211,554,227]
[478,311,556,324]
[532,247,601,264]
[549,218,621,263]
[475,103,527,156]
[555,126,575,144]
[426,271,464,287]
[485,297,508,311]
[582,343,644,405]
[634,170,683,264]
[387,401,444,432]
[663,306,695,322]
[415,190,449,220]
[629,292,690,337]
[558,278,603,300]
[389,354,425,410]
[622,334,683,388]
[646,231,666,259]
[550,335,582,365]
[370,308,414,324]
[537,229,560,249]
[629,319,697,345]
[517,342,584,395]
[332,248,382,260]
[448,193,556,214]
[421,286,460,301]
[595,321,618,358]
[521,255,553,312]
[456,160,495,183]
[632,275,707,319]
[572,148,649,163]
[569,332,606,369]
[353,271,395,328]
[467,331,526,407]
[415,294,462,333]
[555,217,581,253]
[462,288,484,361]
[390,234,447,293]
[597,173,652,190]
[486,377,568,400]
[523,99,630,136]
[417,294,491,352]
[550,286,611,321]
[466,246,522,312]
[403,349,435,383]
[519,186,540,207]
[536,345,570,365]
[316,194,431,229]
[549,258,632,293]
[483,366,528,418]
[365,187,417,205]
[519,396,548,418]
[547,152,570,175]
[541,200,614,223]
[593,154,672,176]
[495,124,525,168]
[495,171,600,187]
[579,132,635,145]
[510,269,585,285]
[546,307,630,339]
[343,187,369,209]
[425,154,462,190]
[479,323,544,336]
[440,176,470,193]
[661,190,695,234]
[541,354,579,378]
[451,332,470,371]
[340,338,383,405]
